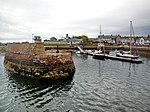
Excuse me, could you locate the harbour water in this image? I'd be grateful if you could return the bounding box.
[0,54,150,112]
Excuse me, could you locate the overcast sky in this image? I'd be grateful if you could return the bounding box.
[0,0,150,42]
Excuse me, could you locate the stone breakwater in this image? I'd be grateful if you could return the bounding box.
[4,43,75,80]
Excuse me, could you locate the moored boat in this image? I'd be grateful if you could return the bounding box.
[93,50,105,60]
[116,52,139,59]
[105,50,143,64]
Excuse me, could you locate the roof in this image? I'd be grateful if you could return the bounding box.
[67,38,82,42]
[99,35,119,40]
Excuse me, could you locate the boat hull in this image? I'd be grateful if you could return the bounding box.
[93,54,105,60]
[116,53,139,59]
[105,55,143,64]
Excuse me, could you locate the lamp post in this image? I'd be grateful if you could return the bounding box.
[32,34,33,43]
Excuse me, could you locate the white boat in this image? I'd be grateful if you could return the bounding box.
[93,50,105,60]
[116,21,139,59]
[116,52,139,59]
[93,50,103,54]
[86,49,102,56]
[86,50,93,55]
[105,50,142,64]
[76,51,82,54]
[106,21,142,63]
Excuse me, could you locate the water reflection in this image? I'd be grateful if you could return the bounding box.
[75,53,88,60]
[128,63,131,77]
[1,55,150,112]
[7,71,74,110]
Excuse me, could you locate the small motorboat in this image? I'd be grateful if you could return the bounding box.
[93,50,105,60]
[116,51,139,59]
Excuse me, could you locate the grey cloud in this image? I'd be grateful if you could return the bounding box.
[67,0,150,36]
[0,0,150,42]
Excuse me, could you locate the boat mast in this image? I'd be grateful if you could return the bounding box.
[130,21,132,54]
[130,21,135,54]
[130,21,135,36]
[100,24,102,36]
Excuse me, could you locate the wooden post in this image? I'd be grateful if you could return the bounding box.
[56,45,59,53]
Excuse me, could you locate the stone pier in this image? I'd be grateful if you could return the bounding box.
[4,43,75,80]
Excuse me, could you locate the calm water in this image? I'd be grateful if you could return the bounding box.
[0,54,150,112]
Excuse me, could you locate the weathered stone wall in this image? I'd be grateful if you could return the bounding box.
[4,43,75,80]
[5,43,45,66]
[6,43,45,55]
[0,45,6,53]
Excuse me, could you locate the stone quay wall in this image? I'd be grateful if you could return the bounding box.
[45,45,150,57]
[4,43,75,80]
[0,45,6,53]
[6,43,45,55]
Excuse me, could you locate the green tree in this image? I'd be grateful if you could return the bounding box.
[75,35,89,45]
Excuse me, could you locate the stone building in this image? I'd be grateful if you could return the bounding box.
[50,37,57,41]
[121,36,150,45]
[98,34,121,45]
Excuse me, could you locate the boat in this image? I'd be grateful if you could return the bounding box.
[104,21,143,64]
[105,54,143,64]
[86,50,94,55]
[93,43,105,60]
[104,50,142,63]
[76,51,82,54]
[116,21,140,59]
[92,25,106,60]
[93,53,105,60]
[116,51,139,59]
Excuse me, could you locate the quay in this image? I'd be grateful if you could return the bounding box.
[1,44,150,57]
[3,43,75,80]
[45,45,144,63]
[1,44,149,68]
[45,45,150,58]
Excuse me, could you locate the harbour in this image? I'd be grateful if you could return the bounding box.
[44,45,150,58]
[0,53,150,112]
[0,0,150,111]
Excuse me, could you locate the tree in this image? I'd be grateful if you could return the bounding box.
[74,35,89,44]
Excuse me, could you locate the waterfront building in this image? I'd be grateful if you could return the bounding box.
[121,35,150,45]
[66,38,82,45]
[121,36,131,45]
[98,34,121,45]
[135,36,150,45]
[33,36,42,43]
[50,37,57,41]
[44,40,68,45]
